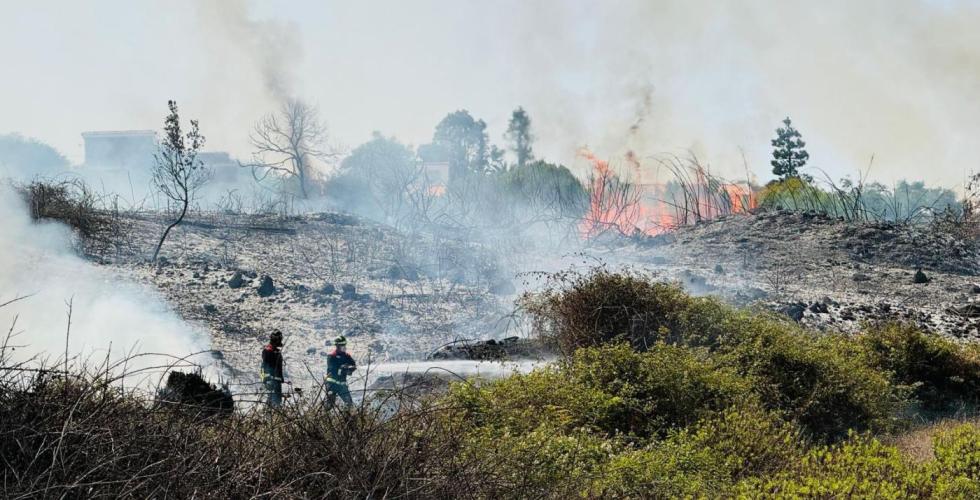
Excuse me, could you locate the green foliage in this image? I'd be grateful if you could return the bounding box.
[727,318,900,440]
[860,324,980,410]
[495,159,587,221]
[737,425,980,499]
[332,132,419,221]
[431,109,491,176]
[520,269,721,354]
[760,176,962,223]
[504,106,534,168]
[931,423,980,496]
[737,434,933,498]
[522,270,902,440]
[459,424,610,497]
[450,343,749,439]
[592,435,730,498]
[771,116,809,179]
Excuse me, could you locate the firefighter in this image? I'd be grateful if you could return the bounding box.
[325,335,356,408]
[260,329,286,408]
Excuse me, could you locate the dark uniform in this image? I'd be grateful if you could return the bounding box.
[325,348,356,408]
[261,341,285,408]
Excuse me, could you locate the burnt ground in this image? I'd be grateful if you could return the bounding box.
[88,208,980,393]
[90,211,516,391]
[603,209,980,339]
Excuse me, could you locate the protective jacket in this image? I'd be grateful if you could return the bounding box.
[261,344,284,382]
[326,349,356,384]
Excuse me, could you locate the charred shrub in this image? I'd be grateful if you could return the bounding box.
[18,179,115,240]
[860,324,980,410]
[156,370,234,419]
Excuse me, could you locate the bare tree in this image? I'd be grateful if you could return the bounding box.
[245,100,336,198]
[151,100,209,262]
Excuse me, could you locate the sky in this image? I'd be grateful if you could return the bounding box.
[0,0,978,188]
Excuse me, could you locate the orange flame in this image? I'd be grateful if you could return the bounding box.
[579,149,757,239]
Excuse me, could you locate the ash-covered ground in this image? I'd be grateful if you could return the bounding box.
[92,211,518,392]
[90,208,980,393]
[603,210,980,339]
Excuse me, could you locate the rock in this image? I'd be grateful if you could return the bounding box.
[202,303,218,315]
[209,350,224,360]
[779,302,807,322]
[947,304,980,318]
[228,271,244,289]
[387,264,419,281]
[341,283,357,300]
[320,283,336,295]
[852,272,872,282]
[714,264,725,274]
[306,347,317,355]
[913,269,930,284]
[257,275,275,297]
[971,284,980,294]
[808,301,829,314]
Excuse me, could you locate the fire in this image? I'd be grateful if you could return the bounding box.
[579,149,757,239]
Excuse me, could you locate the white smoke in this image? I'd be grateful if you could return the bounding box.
[0,187,209,373]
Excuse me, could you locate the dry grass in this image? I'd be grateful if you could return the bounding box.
[889,416,980,463]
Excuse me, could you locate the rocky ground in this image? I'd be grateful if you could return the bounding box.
[90,211,517,393]
[602,210,980,339]
[89,208,980,396]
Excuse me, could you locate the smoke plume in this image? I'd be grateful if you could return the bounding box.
[0,187,208,370]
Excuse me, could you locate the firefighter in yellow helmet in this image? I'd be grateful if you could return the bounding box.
[324,335,356,408]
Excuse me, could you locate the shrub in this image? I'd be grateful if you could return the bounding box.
[0,361,489,498]
[448,344,750,440]
[523,270,903,440]
[737,434,933,498]
[591,435,729,498]
[726,320,901,440]
[860,324,980,410]
[521,269,737,355]
[685,403,806,480]
[458,424,609,498]
[18,179,117,241]
[932,423,980,482]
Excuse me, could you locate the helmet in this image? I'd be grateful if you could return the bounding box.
[333,335,347,346]
[270,330,284,347]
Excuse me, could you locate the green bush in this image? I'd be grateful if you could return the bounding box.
[521,269,739,355]
[448,343,750,440]
[726,321,901,440]
[737,434,933,498]
[523,270,903,440]
[860,324,980,410]
[932,423,980,484]
[591,436,729,498]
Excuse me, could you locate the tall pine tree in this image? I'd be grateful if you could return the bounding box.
[505,107,534,169]
[770,117,809,179]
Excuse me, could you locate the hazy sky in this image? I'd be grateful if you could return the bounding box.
[0,0,978,187]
